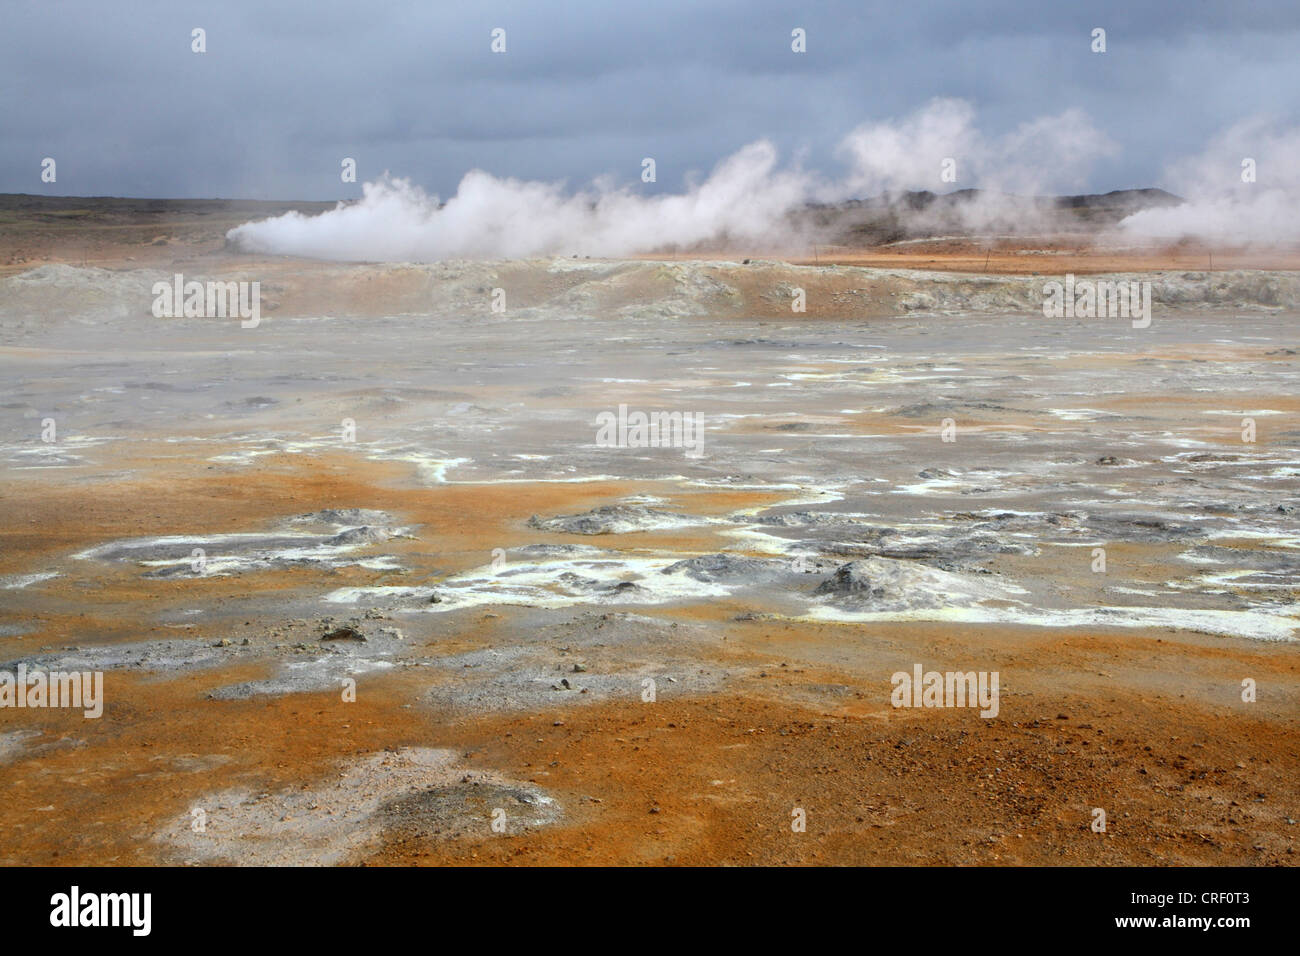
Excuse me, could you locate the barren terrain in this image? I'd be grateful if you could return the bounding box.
[0,198,1296,866]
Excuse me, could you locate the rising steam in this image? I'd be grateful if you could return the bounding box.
[1119,117,1300,243]
[226,99,1296,261]
[228,140,810,261]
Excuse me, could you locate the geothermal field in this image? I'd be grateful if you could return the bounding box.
[0,197,1296,867]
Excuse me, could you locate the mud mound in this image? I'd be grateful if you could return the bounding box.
[528,504,702,535]
[813,557,1010,611]
[659,553,789,583]
[160,748,562,865]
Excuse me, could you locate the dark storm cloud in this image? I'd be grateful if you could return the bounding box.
[2,0,1298,199]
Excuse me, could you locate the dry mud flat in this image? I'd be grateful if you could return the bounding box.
[0,257,1297,866]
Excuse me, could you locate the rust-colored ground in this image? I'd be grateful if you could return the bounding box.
[643,237,1300,274]
[1,206,1296,866]
[1,451,1295,866]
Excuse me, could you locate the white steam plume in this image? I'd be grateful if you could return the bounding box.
[836,100,1114,197]
[835,100,1118,236]
[226,99,1120,262]
[1121,117,1300,243]
[229,140,809,261]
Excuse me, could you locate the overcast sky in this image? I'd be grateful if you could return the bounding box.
[4,0,1298,200]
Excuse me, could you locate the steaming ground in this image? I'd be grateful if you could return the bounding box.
[0,255,1297,865]
[223,97,1117,262]
[220,102,1300,261]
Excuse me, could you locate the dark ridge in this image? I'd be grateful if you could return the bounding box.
[799,188,1185,245]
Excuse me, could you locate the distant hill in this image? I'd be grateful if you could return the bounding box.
[0,194,341,268]
[801,188,1184,245]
